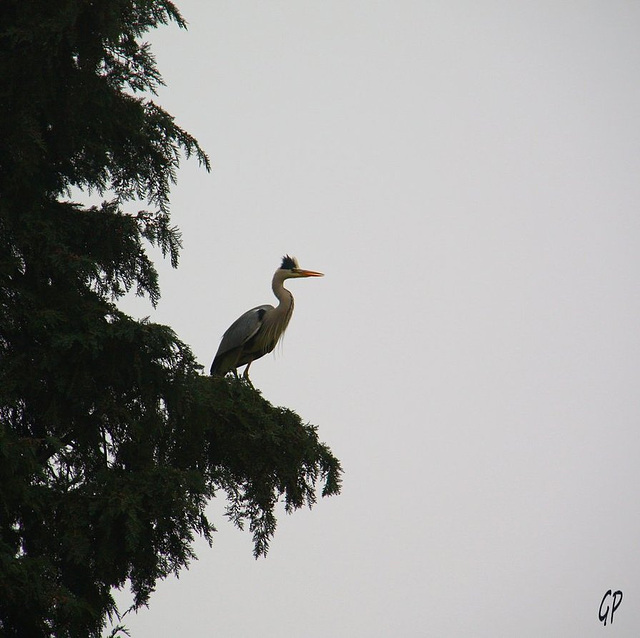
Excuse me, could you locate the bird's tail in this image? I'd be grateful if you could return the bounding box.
[210,354,230,377]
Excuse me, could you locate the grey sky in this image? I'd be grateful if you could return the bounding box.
[114,1,640,635]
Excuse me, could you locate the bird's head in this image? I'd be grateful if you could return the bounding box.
[279,255,324,279]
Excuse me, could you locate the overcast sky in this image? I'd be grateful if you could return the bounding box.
[113,1,640,635]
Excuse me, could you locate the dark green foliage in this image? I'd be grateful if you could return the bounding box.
[196,379,342,558]
[0,1,342,636]
[0,0,208,209]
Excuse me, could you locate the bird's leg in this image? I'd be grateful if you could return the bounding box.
[242,361,254,386]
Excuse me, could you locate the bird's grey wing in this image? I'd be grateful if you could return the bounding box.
[217,304,274,356]
[210,305,274,376]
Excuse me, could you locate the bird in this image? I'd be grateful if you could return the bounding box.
[210,255,323,380]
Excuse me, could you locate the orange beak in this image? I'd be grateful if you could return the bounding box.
[293,269,324,277]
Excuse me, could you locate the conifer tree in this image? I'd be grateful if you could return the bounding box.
[0,2,342,636]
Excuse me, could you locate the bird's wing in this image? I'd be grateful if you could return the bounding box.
[210,305,274,376]
[216,304,274,357]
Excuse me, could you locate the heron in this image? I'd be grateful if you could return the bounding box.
[210,255,323,380]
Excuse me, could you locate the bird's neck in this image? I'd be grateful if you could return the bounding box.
[272,273,294,317]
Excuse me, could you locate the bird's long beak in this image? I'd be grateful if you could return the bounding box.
[294,269,324,277]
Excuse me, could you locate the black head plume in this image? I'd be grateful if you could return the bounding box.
[280,255,298,270]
